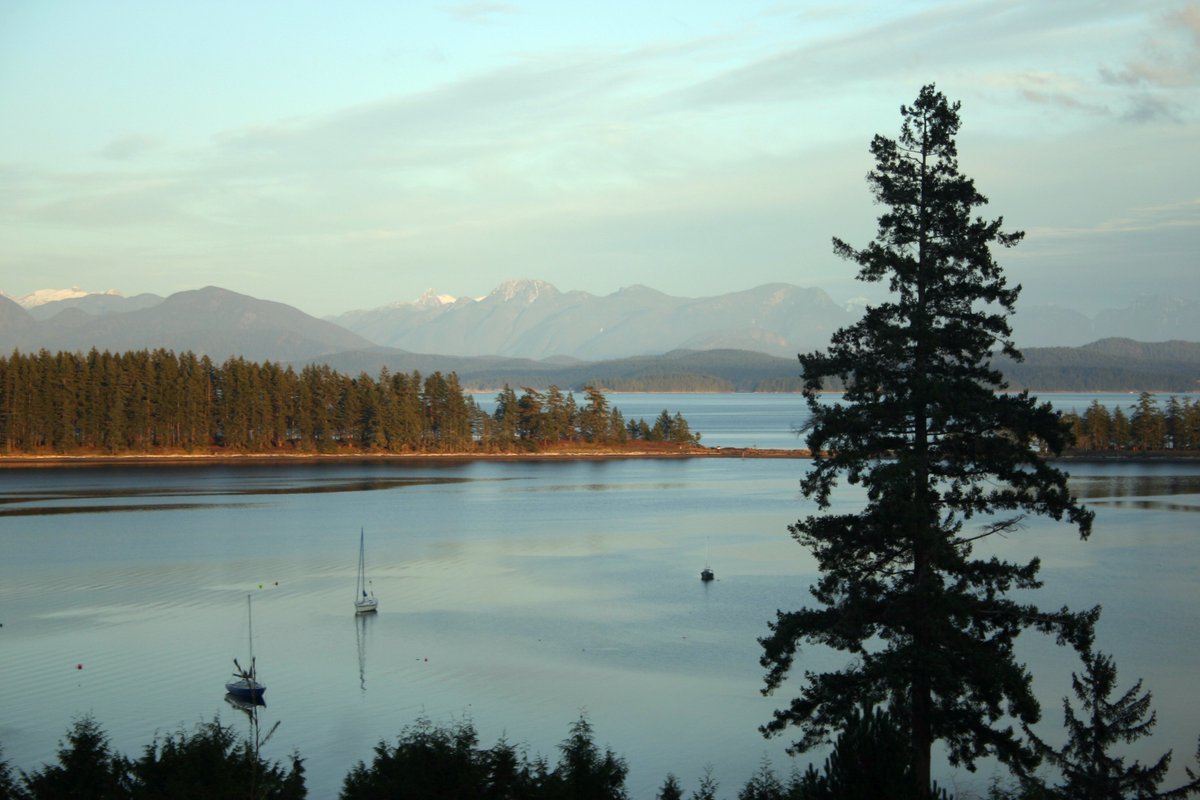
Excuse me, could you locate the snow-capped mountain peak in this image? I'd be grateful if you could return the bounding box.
[490,279,558,304]
[414,288,458,308]
[14,287,123,309]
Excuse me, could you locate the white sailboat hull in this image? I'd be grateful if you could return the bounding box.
[354,596,378,614]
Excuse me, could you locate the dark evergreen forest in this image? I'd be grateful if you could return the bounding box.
[1060,392,1200,452]
[0,349,698,456]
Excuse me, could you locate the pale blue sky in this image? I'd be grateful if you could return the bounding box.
[2,1,1197,317]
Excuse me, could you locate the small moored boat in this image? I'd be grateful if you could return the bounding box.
[225,593,265,704]
[355,527,378,614]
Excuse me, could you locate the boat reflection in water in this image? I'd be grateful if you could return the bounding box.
[355,611,374,694]
[224,691,280,758]
[224,692,265,713]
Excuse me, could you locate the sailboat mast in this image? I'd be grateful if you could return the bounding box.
[247,593,254,669]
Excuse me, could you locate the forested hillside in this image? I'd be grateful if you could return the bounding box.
[0,350,697,456]
[311,340,1200,393]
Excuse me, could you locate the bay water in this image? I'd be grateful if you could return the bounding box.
[1,393,1197,798]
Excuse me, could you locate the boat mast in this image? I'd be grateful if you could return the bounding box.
[358,527,365,597]
[247,593,254,676]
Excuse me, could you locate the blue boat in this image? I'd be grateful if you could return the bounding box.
[225,594,266,704]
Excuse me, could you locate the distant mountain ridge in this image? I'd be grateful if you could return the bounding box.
[328,279,1200,359]
[0,281,1197,392]
[7,279,1200,357]
[329,280,861,360]
[24,291,165,320]
[0,286,373,363]
[311,339,1200,394]
[6,287,123,308]
[1011,297,1200,347]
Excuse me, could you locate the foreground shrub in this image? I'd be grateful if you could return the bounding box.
[20,716,132,800]
[15,716,303,800]
[340,713,628,800]
[130,719,305,799]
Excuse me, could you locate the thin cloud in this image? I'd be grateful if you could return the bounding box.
[30,177,199,228]
[446,3,518,23]
[1020,88,1106,115]
[1121,92,1184,123]
[200,39,746,188]
[1029,197,1200,239]
[96,134,162,162]
[671,0,1120,110]
[1100,61,1198,89]
[1095,1,1200,121]
[1172,1,1200,45]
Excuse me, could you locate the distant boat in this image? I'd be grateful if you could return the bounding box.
[225,593,265,704]
[701,540,714,582]
[354,528,378,614]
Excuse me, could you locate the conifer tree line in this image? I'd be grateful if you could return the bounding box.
[1060,392,1200,452]
[5,694,1197,800]
[0,349,697,455]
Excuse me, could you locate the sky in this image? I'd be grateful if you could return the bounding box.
[1,0,1197,318]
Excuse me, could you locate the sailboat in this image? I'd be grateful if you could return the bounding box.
[354,528,378,614]
[225,593,266,704]
[701,539,714,582]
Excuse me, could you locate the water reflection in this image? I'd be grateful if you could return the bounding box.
[1070,473,1200,501]
[516,482,690,493]
[0,475,491,516]
[1091,500,1200,513]
[0,475,480,502]
[224,693,281,761]
[224,692,266,713]
[0,502,264,517]
[355,612,373,694]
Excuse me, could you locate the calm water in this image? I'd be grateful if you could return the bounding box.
[2,393,1198,798]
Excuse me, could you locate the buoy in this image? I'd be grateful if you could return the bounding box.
[76,664,83,670]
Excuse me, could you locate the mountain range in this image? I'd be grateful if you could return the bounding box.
[325,280,1200,358]
[328,280,854,360]
[1,286,372,364]
[2,281,1198,392]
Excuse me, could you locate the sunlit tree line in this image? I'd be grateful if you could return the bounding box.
[0,349,695,455]
[1061,392,1200,452]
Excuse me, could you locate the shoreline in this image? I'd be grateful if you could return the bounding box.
[0,446,814,468]
[3,448,1197,468]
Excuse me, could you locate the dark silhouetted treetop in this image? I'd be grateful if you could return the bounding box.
[1023,649,1200,800]
[759,84,1097,799]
